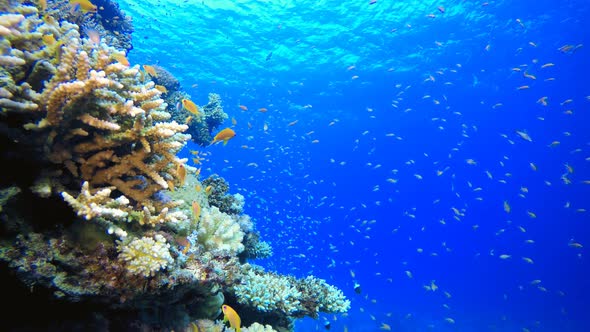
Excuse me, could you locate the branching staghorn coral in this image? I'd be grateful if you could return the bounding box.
[1,3,190,229]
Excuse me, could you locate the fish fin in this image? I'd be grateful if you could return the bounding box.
[223,139,229,146]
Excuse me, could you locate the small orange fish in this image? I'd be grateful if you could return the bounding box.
[211,128,236,146]
[176,163,186,186]
[185,116,193,125]
[516,85,530,90]
[181,241,191,255]
[167,180,175,192]
[192,201,201,221]
[287,120,299,126]
[231,117,237,126]
[239,105,248,111]
[155,85,168,93]
[42,34,56,46]
[143,64,158,77]
[112,53,129,66]
[258,107,268,113]
[205,185,212,195]
[182,99,200,115]
[222,304,241,332]
[69,0,97,12]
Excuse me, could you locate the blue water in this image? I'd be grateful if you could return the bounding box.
[120,0,589,331]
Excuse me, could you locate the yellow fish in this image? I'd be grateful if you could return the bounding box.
[155,85,167,93]
[69,0,97,12]
[222,304,241,332]
[211,128,236,146]
[42,34,56,46]
[143,64,158,77]
[182,99,200,115]
[111,53,129,66]
[192,201,201,221]
[176,163,186,186]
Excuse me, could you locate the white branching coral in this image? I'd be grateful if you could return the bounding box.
[197,206,244,255]
[234,269,302,314]
[118,234,173,277]
[61,181,129,220]
[243,322,278,332]
[299,276,351,313]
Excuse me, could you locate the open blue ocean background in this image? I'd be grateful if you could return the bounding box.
[119,0,589,331]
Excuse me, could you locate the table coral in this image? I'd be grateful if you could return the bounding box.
[234,266,350,319]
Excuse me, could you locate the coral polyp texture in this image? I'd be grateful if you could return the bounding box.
[118,234,174,277]
[0,1,349,331]
[234,267,351,318]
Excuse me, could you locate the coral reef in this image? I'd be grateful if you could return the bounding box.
[151,65,181,92]
[241,231,274,261]
[42,0,134,51]
[202,174,245,215]
[0,2,349,331]
[1,4,190,230]
[168,92,229,146]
